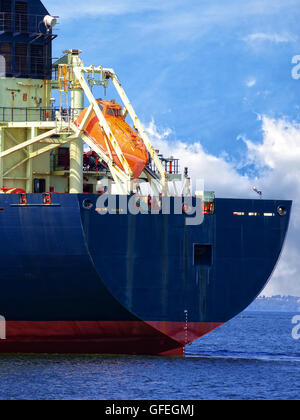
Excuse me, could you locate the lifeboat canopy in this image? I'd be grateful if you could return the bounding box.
[77,100,149,180]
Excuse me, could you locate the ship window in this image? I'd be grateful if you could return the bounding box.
[248,212,260,216]
[57,147,70,170]
[83,185,94,194]
[194,244,212,267]
[233,212,245,216]
[31,45,43,57]
[0,0,12,31]
[0,41,11,54]
[15,43,27,55]
[15,1,27,32]
[31,44,44,75]
[15,43,27,74]
[0,0,12,12]
[0,41,12,73]
[107,108,121,117]
[264,213,275,217]
[107,108,115,116]
[34,179,46,194]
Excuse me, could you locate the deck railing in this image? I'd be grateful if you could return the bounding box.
[0,107,84,123]
[0,13,48,34]
[149,156,180,175]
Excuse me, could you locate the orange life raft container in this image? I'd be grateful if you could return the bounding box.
[77,100,149,180]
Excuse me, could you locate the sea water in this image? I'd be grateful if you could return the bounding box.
[0,312,299,400]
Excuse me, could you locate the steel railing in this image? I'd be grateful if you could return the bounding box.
[0,13,49,34]
[149,156,180,175]
[0,107,84,123]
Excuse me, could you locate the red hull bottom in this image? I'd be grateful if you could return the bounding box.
[0,321,223,356]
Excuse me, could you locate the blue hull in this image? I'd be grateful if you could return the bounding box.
[0,194,292,355]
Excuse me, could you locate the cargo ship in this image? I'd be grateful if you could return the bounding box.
[0,0,292,356]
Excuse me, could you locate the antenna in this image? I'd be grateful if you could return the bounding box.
[252,186,262,199]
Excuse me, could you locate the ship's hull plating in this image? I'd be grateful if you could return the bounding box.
[0,194,292,355]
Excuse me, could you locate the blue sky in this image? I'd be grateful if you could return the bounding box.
[44,0,300,297]
[46,0,300,156]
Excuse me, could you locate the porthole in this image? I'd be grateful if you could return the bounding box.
[277,206,287,216]
[83,199,93,210]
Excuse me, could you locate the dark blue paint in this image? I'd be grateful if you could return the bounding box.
[0,194,292,325]
[83,196,291,323]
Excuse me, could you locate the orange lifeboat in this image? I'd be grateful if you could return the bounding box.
[77,100,149,180]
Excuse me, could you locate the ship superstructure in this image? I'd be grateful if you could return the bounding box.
[0,0,180,197]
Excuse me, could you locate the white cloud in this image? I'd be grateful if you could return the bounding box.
[145,116,300,297]
[146,119,252,197]
[246,78,257,88]
[243,32,297,44]
[44,0,300,46]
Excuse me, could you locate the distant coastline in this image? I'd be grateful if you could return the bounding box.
[247,296,300,312]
